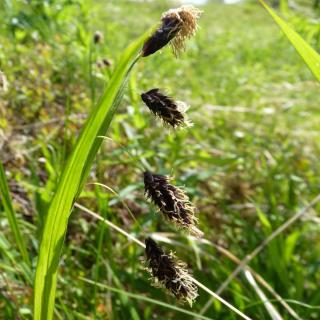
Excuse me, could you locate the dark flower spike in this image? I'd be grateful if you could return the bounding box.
[102,58,112,67]
[145,237,198,305]
[141,88,192,128]
[93,30,104,44]
[144,172,203,237]
[142,5,202,57]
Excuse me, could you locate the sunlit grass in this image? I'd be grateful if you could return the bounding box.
[0,0,320,319]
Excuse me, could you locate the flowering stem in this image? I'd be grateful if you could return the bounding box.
[74,203,145,248]
[76,202,252,320]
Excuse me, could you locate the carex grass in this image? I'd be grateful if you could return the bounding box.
[75,202,253,320]
[0,1,316,318]
[143,172,203,237]
[141,89,193,128]
[33,5,210,320]
[33,24,153,320]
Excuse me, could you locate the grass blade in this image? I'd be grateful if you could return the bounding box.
[0,162,30,267]
[216,194,320,296]
[259,0,320,81]
[244,270,283,320]
[33,28,154,320]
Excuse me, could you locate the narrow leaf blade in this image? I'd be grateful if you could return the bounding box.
[0,162,30,266]
[259,0,320,81]
[33,29,153,320]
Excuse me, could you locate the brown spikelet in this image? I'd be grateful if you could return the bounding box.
[144,172,203,237]
[141,88,192,128]
[97,58,112,69]
[142,5,202,57]
[142,15,180,57]
[102,58,112,67]
[145,237,198,305]
[93,31,104,44]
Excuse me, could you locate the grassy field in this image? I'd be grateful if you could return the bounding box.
[0,0,320,319]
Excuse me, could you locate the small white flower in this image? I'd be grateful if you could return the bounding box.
[0,71,8,93]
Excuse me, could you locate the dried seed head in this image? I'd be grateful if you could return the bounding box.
[97,58,112,69]
[144,172,203,237]
[164,5,202,56]
[93,31,104,44]
[142,15,181,57]
[102,58,112,67]
[141,88,192,128]
[145,237,198,305]
[0,71,8,93]
[142,5,202,57]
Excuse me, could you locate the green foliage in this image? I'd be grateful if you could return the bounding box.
[0,162,30,267]
[0,0,320,319]
[260,0,320,81]
[33,29,152,319]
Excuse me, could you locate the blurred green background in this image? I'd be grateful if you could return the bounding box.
[0,0,319,319]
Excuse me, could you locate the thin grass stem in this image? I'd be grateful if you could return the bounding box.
[216,194,320,296]
[150,233,301,320]
[75,203,253,320]
[79,277,214,320]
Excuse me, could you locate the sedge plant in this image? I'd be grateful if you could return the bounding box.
[33,5,206,320]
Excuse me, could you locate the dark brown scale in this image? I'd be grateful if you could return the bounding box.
[141,89,185,128]
[142,16,181,57]
[144,172,193,226]
[145,238,195,300]
[102,58,112,67]
[145,237,164,260]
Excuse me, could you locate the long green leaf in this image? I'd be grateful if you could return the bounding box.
[0,162,30,266]
[33,28,153,320]
[259,0,320,81]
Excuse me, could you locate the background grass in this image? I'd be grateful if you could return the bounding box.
[0,0,320,319]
